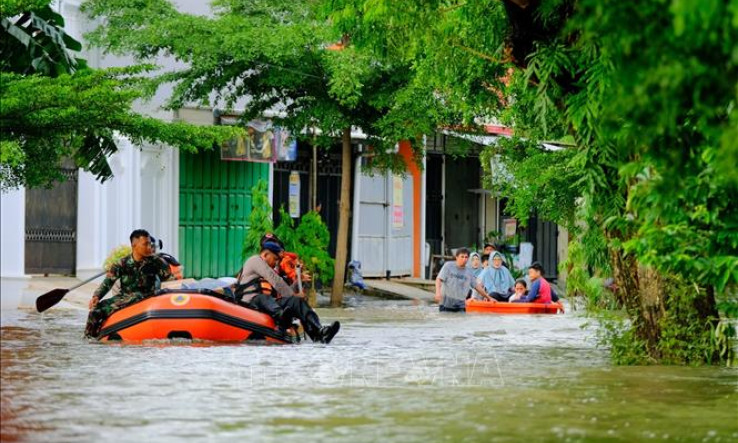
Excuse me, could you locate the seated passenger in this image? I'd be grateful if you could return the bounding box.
[468,252,484,299]
[481,254,490,269]
[478,251,515,301]
[469,252,484,278]
[513,262,556,303]
[508,279,528,302]
[236,241,340,344]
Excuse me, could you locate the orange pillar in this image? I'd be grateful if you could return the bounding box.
[398,140,422,278]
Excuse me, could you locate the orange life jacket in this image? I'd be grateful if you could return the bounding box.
[279,252,299,284]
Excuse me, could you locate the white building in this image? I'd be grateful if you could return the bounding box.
[0,1,210,296]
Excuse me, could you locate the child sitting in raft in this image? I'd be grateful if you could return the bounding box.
[508,279,528,302]
[512,262,559,303]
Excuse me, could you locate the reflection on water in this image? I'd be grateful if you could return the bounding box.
[2,295,737,442]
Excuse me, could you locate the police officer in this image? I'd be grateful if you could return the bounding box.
[236,239,340,344]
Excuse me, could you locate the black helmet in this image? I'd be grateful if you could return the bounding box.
[259,233,284,249]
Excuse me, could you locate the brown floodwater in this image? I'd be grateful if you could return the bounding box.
[1,292,737,442]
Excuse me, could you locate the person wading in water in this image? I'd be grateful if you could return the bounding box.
[434,248,491,312]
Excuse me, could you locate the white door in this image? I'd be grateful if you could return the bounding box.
[353,158,413,277]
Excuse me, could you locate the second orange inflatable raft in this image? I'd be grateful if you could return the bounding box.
[466,299,564,314]
[98,289,296,344]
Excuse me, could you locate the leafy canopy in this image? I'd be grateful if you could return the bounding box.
[82,0,438,167]
[1,0,237,189]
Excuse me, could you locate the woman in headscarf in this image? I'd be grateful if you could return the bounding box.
[469,252,484,278]
[478,251,516,301]
[468,252,485,300]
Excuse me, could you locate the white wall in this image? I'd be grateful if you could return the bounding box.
[50,0,183,277]
[76,139,179,279]
[0,189,30,301]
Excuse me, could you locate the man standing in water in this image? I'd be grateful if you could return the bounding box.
[434,248,491,312]
[85,229,172,338]
[237,240,340,344]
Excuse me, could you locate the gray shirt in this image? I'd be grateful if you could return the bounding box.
[437,262,476,310]
[237,255,296,303]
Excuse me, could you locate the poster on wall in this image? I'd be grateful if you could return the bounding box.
[221,119,275,162]
[289,171,300,218]
[221,120,298,163]
[276,131,298,162]
[504,218,517,238]
[392,175,404,229]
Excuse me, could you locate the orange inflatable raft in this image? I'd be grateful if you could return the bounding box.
[98,289,296,344]
[466,299,564,314]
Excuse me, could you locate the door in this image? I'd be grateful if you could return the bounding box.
[443,155,480,251]
[354,158,413,277]
[526,215,559,281]
[24,166,78,275]
[272,146,344,257]
[179,149,269,279]
[425,154,443,260]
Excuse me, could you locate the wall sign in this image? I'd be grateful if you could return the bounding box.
[221,120,297,163]
[392,175,404,229]
[289,171,300,218]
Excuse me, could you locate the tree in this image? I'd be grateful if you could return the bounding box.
[82,0,437,305]
[0,0,237,189]
[338,0,737,364]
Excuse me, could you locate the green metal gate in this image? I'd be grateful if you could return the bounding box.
[179,149,269,279]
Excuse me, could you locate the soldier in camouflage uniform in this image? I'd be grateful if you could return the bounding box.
[85,229,172,338]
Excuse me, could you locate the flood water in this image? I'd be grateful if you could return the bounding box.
[2,293,737,442]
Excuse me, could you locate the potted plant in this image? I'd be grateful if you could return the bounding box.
[505,234,521,254]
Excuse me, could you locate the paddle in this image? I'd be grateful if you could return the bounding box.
[36,271,106,313]
[296,264,303,294]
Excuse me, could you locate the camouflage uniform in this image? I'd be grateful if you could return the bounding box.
[84,254,172,338]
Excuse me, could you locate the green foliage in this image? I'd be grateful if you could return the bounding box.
[340,0,738,364]
[1,0,49,17]
[562,240,619,311]
[346,0,738,364]
[1,2,87,76]
[656,286,734,366]
[277,207,335,284]
[0,0,238,190]
[241,179,335,284]
[82,0,435,168]
[242,179,274,260]
[0,69,238,189]
[598,285,735,367]
[103,244,131,270]
[597,313,651,366]
[480,137,579,229]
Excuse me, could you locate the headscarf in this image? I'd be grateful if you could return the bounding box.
[481,251,515,293]
[469,252,484,277]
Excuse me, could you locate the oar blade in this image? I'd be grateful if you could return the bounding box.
[36,289,69,313]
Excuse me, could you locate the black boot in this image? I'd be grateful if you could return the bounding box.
[302,311,325,343]
[318,321,340,344]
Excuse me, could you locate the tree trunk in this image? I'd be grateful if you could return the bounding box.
[608,234,665,359]
[694,284,721,364]
[330,127,352,307]
[637,266,667,359]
